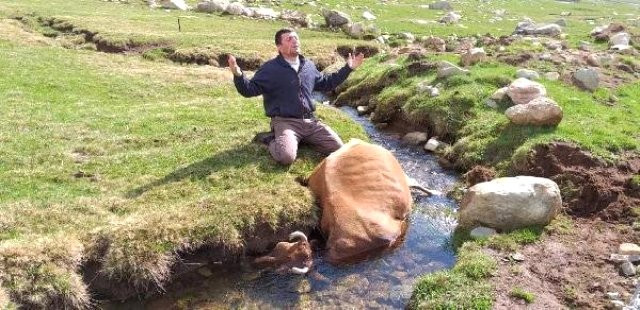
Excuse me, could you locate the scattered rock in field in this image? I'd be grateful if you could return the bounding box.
[607,292,621,300]
[357,105,370,115]
[439,11,461,24]
[459,176,562,231]
[610,32,630,46]
[514,18,562,36]
[620,243,640,255]
[505,96,563,126]
[158,0,189,10]
[506,77,547,105]
[516,68,540,80]
[428,1,453,10]
[424,138,441,152]
[402,132,428,145]
[322,8,351,27]
[544,72,560,81]
[196,0,228,12]
[510,252,525,262]
[591,22,625,41]
[573,67,599,91]
[485,99,498,108]
[437,61,469,78]
[460,47,486,66]
[362,11,376,20]
[621,261,637,276]
[343,22,365,38]
[610,254,631,264]
[281,9,312,27]
[543,39,563,50]
[423,36,446,52]
[399,32,415,42]
[225,2,245,15]
[490,87,508,101]
[611,300,625,309]
[470,227,497,239]
[416,82,439,97]
[553,18,567,27]
[250,7,279,19]
[579,41,591,51]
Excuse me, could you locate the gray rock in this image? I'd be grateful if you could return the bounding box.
[491,87,508,101]
[196,0,229,12]
[544,72,560,81]
[607,292,621,300]
[281,10,312,27]
[621,261,637,276]
[424,138,441,152]
[485,99,498,109]
[439,11,461,24]
[362,11,376,21]
[461,47,486,66]
[357,105,370,115]
[158,0,189,10]
[611,300,625,309]
[322,9,351,27]
[507,78,547,105]
[516,69,540,80]
[399,32,415,41]
[459,176,562,231]
[428,1,453,10]
[505,96,563,126]
[573,68,599,91]
[553,18,567,27]
[470,226,497,239]
[437,61,469,78]
[514,19,562,36]
[423,36,446,52]
[511,252,525,262]
[610,253,631,264]
[402,132,428,145]
[251,7,279,19]
[610,32,630,46]
[343,22,365,38]
[620,243,640,255]
[225,2,245,15]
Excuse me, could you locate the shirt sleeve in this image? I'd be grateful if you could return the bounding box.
[233,66,270,97]
[313,64,353,92]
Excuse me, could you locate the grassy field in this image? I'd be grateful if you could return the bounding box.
[1,0,639,308]
[0,8,366,307]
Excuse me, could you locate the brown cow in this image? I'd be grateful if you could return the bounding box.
[253,231,313,274]
[306,139,438,264]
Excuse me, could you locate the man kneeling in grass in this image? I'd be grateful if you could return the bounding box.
[228,28,364,165]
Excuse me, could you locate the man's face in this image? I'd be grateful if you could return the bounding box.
[277,32,301,57]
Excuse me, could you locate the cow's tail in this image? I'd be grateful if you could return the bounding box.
[406,176,442,196]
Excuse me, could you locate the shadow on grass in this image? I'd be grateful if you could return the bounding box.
[125,143,291,199]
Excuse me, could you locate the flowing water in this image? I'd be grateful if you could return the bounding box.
[109,106,460,309]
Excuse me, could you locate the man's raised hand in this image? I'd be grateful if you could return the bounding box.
[347,52,365,70]
[228,55,242,77]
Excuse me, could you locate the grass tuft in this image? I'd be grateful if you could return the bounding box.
[510,287,536,304]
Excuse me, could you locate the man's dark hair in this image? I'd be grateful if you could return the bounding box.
[275,28,294,45]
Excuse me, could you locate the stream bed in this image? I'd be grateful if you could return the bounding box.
[108,107,460,309]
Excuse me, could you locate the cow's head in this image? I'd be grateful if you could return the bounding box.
[253,231,313,274]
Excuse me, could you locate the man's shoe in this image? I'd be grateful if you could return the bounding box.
[252,131,275,147]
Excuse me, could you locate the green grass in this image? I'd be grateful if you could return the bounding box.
[510,287,536,304]
[339,54,640,172]
[0,23,366,307]
[409,243,496,309]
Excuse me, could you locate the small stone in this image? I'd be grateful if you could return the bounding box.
[470,226,497,239]
[357,105,370,115]
[516,69,540,80]
[607,292,621,300]
[424,138,441,152]
[544,72,560,81]
[620,243,640,255]
[611,300,625,309]
[436,61,469,78]
[362,11,376,21]
[485,99,498,109]
[198,267,213,277]
[610,253,630,264]
[402,132,428,145]
[491,87,508,101]
[621,261,636,276]
[573,68,599,91]
[511,252,525,262]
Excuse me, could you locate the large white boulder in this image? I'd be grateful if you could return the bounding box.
[505,96,563,126]
[459,176,562,231]
[196,0,228,12]
[506,78,547,105]
[159,0,189,10]
[609,32,630,46]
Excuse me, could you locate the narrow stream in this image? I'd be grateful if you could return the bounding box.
[108,107,459,309]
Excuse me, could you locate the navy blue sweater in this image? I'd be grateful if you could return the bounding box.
[233,54,353,118]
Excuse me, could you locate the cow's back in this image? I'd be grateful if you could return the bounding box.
[307,139,413,263]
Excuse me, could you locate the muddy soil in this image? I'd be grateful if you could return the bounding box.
[516,142,640,223]
[489,218,640,309]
